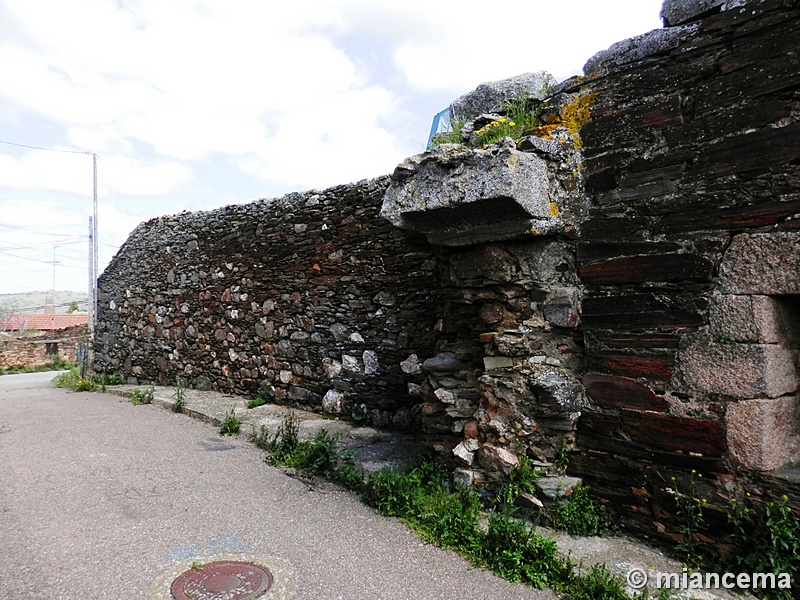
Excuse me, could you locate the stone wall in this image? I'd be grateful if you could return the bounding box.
[568,0,800,543]
[94,0,800,549]
[94,179,440,429]
[0,325,86,368]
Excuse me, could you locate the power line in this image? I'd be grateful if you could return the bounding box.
[0,248,86,269]
[0,196,87,237]
[0,140,91,155]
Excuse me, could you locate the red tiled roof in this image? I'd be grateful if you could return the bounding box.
[1,313,89,332]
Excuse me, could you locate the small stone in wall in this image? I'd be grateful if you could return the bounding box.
[400,354,422,374]
[322,358,342,378]
[478,443,519,475]
[453,440,479,465]
[363,350,379,375]
[434,388,457,404]
[330,323,349,342]
[422,353,466,373]
[342,354,361,373]
[322,389,345,414]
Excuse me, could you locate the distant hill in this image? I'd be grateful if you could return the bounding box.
[0,291,90,314]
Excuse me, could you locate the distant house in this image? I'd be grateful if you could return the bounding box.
[0,313,89,333]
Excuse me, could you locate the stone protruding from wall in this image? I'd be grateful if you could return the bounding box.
[660,0,739,26]
[381,96,588,480]
[381,139,559,247]
[449,71,556,122]
[95,178,440,430]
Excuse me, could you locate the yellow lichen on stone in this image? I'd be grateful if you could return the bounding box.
[561,92,596,149]
[549,202,559,217]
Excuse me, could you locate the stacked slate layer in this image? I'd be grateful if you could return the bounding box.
[570,0,800,544]
[95,178,441,430]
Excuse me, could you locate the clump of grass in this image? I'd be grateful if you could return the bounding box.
[551,483,614,537]
[75,378,97,392]
[246,389,270,409]
[494,455,544,511]
[362,459,636,596]
[3,359,74,376]
[219,407,241,436]
[429,119,466,147]
[263,414,363,489]
[53,367,81,389]
[172,377,186,413]
[130,387,155,405]
[259,414,638,598]
[96,372,124,386]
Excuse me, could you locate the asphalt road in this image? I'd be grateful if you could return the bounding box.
[0,372,554,600]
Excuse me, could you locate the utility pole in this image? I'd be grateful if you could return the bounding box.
[92,153,98,324]
[88,216,95,330]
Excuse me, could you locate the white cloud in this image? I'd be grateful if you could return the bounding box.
[0,0,667,293]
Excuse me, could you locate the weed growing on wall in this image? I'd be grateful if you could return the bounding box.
[667,471,798,599]
[494,455,544,511]
[246,388,270,409]
[670,471,707,567]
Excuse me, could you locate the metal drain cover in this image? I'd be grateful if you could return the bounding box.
[170,560,273,599]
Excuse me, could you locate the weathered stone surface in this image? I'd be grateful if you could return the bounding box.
[483,356,514,371]
[583,24,699,74]
[381,141,556,246]
[709,294,798,344]
[726,396,800,471]
[322,389,345,414]
[681,333,799,399]
[622,411,725,456]
[449,71,556,122]
[543,287,581,328]
[660,0,731,26]
[400,354,422,375]
[718,233,800,294]
[583,374,669,412]
[579,253,713,284]
[94,177,439,429]
[422,353,466,373]
[535,476,582,501]
[477,443,519,475]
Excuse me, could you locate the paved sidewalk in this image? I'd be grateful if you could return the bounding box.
[1,373,553,599]
[105,382,751,600]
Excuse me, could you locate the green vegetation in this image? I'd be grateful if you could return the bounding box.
[172,377,186,413]
[551,483,614,537]
[130,387,155,405]
[671,471,798,599]
[219,407,241,436]
[96,372,124,386]
[262,413,363,489]
[259,414,644,598]
[430,94,542,149]
[53,367,81,388]
[246,389,270,409]
[1,359,73,377]
[494,455,544,510]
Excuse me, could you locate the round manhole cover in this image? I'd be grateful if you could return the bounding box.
[170,560,273,599]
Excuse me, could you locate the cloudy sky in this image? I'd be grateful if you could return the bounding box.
[0,0,663,297]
